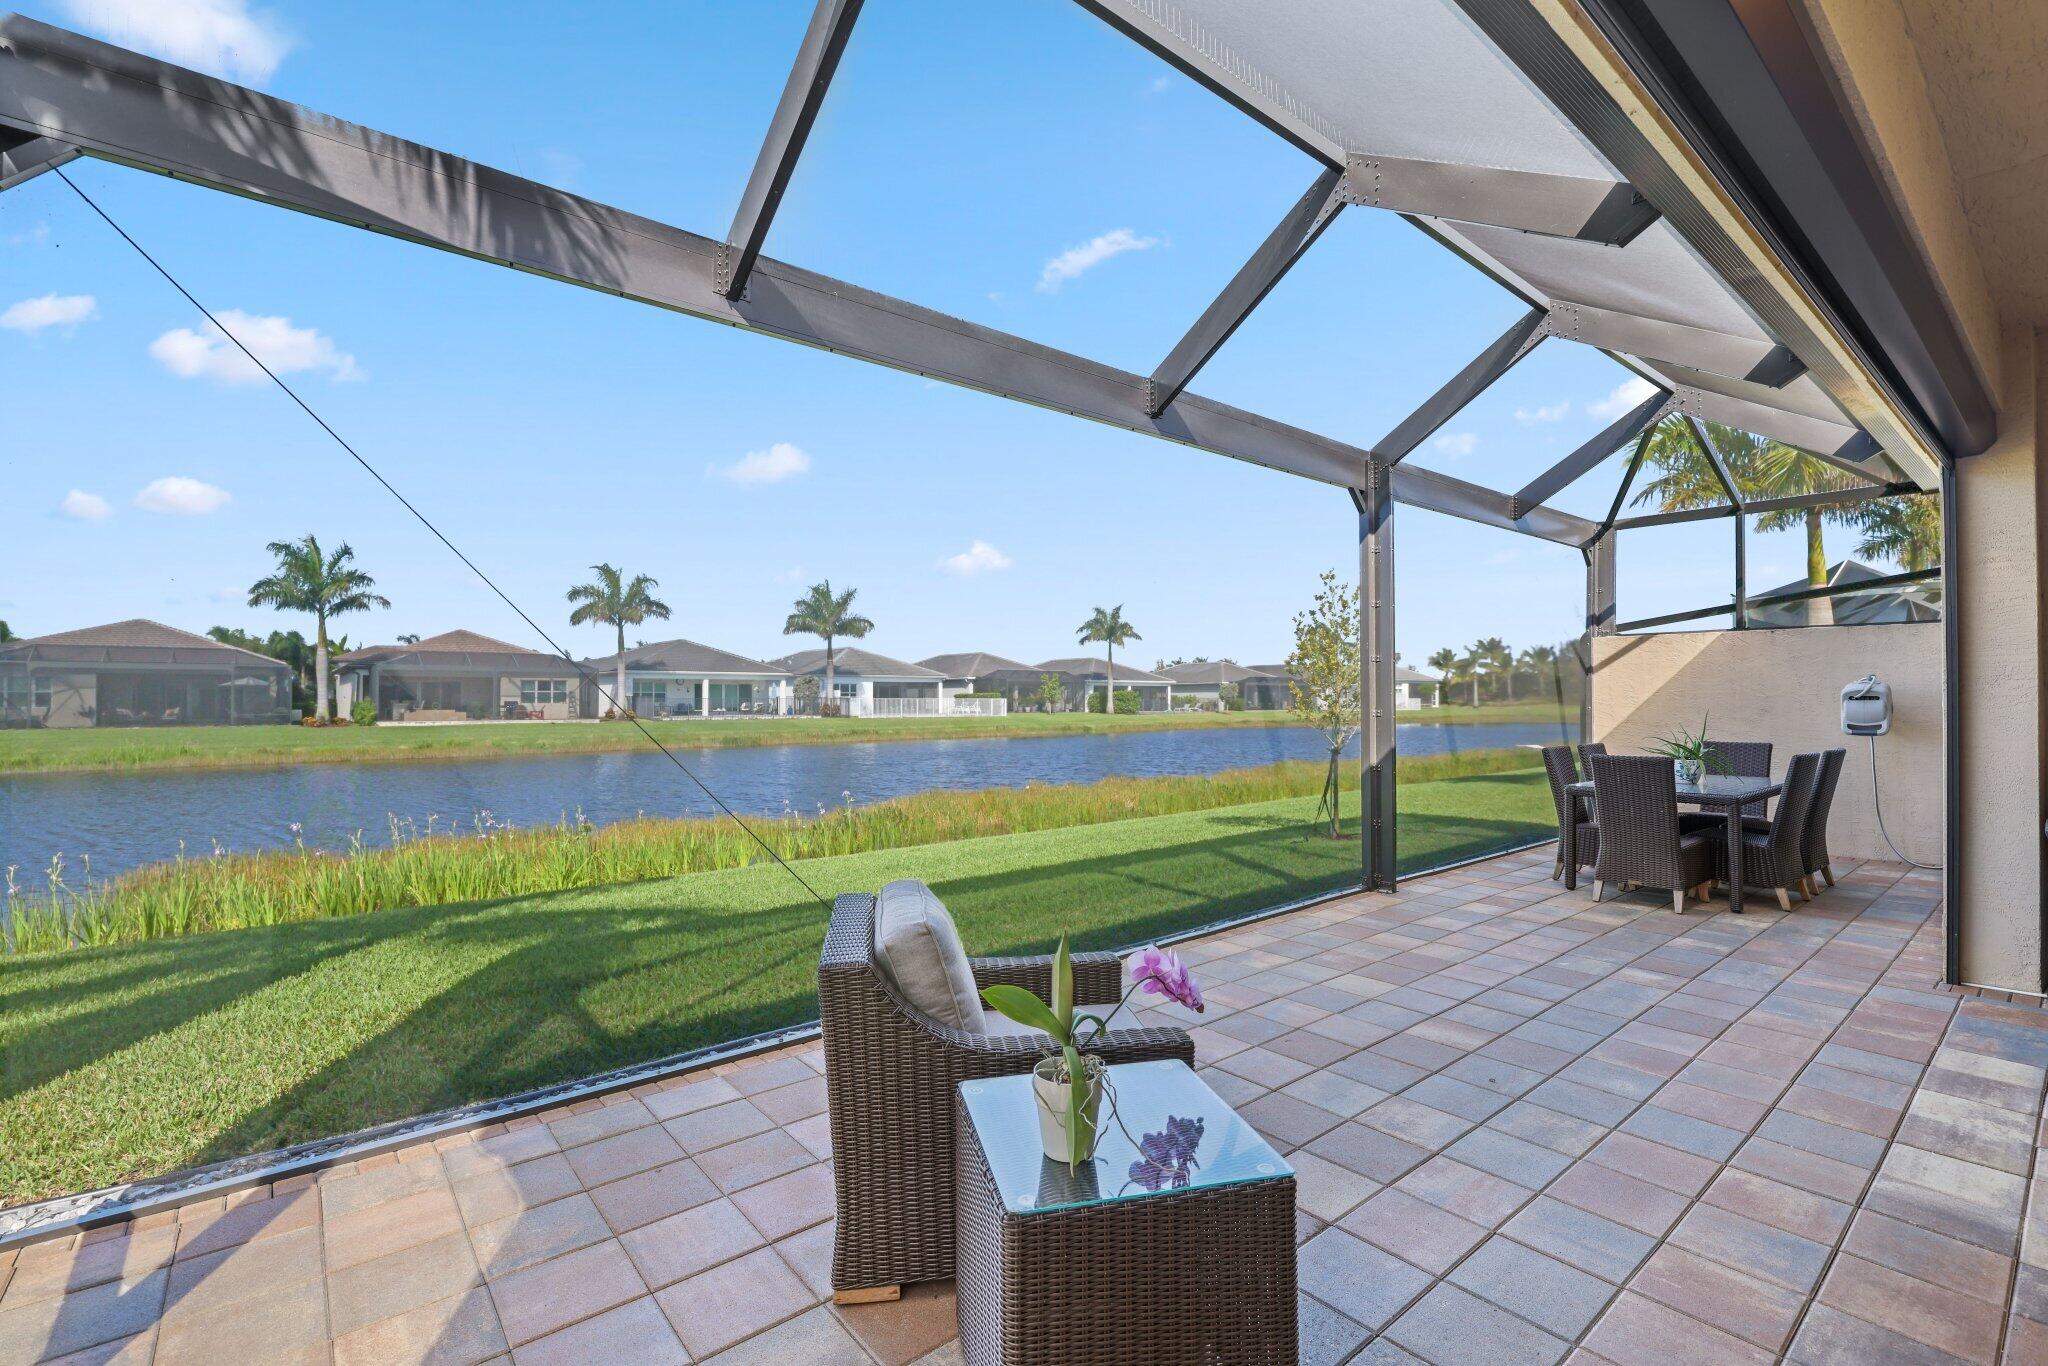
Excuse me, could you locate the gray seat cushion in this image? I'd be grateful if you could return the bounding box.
[872,879,984,1032]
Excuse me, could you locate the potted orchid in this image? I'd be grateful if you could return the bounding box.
[981,939,1205,1170]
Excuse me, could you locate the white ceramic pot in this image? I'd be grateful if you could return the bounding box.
[1031,1054,1104,1164]
[1674,758,1703,786]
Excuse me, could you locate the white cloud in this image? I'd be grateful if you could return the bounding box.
[1587,377,1659,421]
[1514,400,1569,424]
[2,293,97,334]
[1145,75,1171,94]
[710,441,812,486]
[1037,228,1160,293]
[148,309,359,385]
[60,0,292,81]
[1432,432,1478,458]
[939,540,1014,576]
[135,476,231,515]
[60,489,111,520]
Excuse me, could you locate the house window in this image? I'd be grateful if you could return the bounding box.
[709,682,754,710]
[520,679,569,705]
[631,679,668,711]
[420,680,463,710]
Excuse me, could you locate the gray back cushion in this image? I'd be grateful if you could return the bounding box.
[872,880,985,1032]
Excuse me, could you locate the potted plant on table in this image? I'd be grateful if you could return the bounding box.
[980,940,1205,1170]
[1645,716,1727,787]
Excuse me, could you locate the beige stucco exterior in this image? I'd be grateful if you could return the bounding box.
[1590,624,1942,869]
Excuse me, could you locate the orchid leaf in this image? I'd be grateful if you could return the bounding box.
[1051,936,1073,1039]
[980,985,1063,1041]
[1072,1012,1109,1045]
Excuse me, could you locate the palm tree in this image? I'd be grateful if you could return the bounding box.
[1426,647,1457,705]
[567,564,672,716]
[1853,496,1942,573]
[1632,417,1861,624]
[783,580,874,712]
[1517,644,1559,701]
[1456,649,1483,706]
[247,535,390,721]
[1472,637,1511,704]
[0,621,12,643]
[1077,606,1141,715]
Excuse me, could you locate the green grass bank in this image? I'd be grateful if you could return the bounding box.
[0,700,1576,776]
[0,768,1550,1201]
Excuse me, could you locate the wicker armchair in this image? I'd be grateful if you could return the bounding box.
[818,892,1194,1299]
[1800,747,1847,892]
[1542,745,1597,881]
[1713,752,1822,911]
[1586,754,1718,913]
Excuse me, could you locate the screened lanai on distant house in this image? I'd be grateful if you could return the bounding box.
[772,646,945,716]
[335,630,584,722]
[1037,657,1174,712]
[580,638,791,717]
[0,619,293,728]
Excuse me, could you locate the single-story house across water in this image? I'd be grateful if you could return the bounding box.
[580,638,791,716]
[772,647,946,716]
[335,630,585,722]
[0,619,295,729]
[1157,660,1271,710]
[919,652,1038,711]
[1034,657,1173,712]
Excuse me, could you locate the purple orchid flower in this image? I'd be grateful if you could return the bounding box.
[1125,944,1204,1014]
[1128,1114,1205,1191]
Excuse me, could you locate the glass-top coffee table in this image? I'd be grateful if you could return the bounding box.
[954,1058,1296,1365]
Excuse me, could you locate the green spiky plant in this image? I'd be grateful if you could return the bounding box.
[979,937,1101,1170]
[1643,716,1729,776]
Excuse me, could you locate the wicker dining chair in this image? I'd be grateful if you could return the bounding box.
[1714,751,1822,911]
[1586,753,1718,913]
[1801,747,1848,892]
[818,889,1194,1301]
[1542,744,1597,881]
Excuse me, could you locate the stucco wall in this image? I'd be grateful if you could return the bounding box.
[1590,624,1942,867]
[1954,323,2043,989]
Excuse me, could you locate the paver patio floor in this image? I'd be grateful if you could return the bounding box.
[3,847,2042,1363]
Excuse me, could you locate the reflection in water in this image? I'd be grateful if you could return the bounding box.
[0,720,1574,879]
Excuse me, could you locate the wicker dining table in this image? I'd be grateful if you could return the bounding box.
[1564,773,1783,914]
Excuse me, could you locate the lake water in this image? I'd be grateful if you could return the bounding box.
[0,721,1574,881]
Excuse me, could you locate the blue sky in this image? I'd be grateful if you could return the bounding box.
[1,0,1865,671]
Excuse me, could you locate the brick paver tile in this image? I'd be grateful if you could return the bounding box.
[1580,1289,1773,1366]
[0,1224,177,1308]
[1841,1209,2015,1306]
[1394,1156,1530,1228]
[1627,1244,1806,1353]
[701,1303,870,1364]
[0,1267,169,1363]
[320,1158,448,1219]
[655,1245,812,1358]
[1305,1121,1433,1184]
[836,1279,959,1366]
[488,1239,645,1347]
[1288,1151,1383,1224]
[450,1154,582,1226]
[1548,1163,1689,1238]
[642,1074,744,1123]
[1817,1252,2006,1362]
[327,1230,483,1339]
[1447,1236,1616,1340]
[154,1273,326,1366]
[587,1157,720,1234]
[1667,1202,1833,1295]
[620,1197,765,1289]
[324,1185,465,1273]
[164,1224,322,1321]
[729,1162,835,1241]
[564,1124,686,1188]
[547,1099,655,1150]
[1700,1167,1852,1244]
[1239,1091,1348,1149]
[469,1193,613,1279]
[695,1129,815,1193]
[1297,1228,1433,1332]
[1501,1197,1655,1285]
[508,1295,686,1365]
[1340,1188,1489,1275]
[330,1286,505,1366]
[1386,1282,1568,1365]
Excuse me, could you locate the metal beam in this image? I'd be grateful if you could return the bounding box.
[720,0,863,299]
[0,125,76,190]
[1512,389,1673,516]
[1390,463,1599,546]
[1680,415,1742,509]
[1342,153,1657,246]
[1147,166,1344,415]
[1608,480,1920,531]
[1376,307,1548,464]
[1549,299,1803,387]
[0,16,1387,493]
[1673,386,1900,484]
[1939,457,1961,984]
[1593,429,1654,542]
[1612,565,1939,633]
[1358,470,1397,892]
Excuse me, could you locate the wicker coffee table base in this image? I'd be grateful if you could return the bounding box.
[954,1093,1298,1365]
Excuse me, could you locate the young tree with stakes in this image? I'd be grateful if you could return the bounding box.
[1286,571,1361,839]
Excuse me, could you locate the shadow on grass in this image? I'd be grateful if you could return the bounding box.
[3,802,1548,1193]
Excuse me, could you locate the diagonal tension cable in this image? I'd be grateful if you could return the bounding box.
[54,166,830,909]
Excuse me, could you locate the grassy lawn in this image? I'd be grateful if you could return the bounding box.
[0,700,1575,776]
[0,770,1549,1202]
